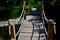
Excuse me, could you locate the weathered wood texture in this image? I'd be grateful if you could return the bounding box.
[18,20,46,40]
[9,19,16,40]
[24,1,26,20]
[47,20,56,40]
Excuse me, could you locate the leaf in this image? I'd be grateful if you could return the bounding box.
[10,5,22,19]
[0,6,5,10]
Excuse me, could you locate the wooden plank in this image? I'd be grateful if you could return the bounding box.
[9,19,16,40]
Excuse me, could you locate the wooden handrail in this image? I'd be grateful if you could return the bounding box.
[9,19,16,40]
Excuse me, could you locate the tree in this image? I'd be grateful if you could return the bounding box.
[0,0,58,21]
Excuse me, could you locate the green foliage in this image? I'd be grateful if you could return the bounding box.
[0,0,57,21]
[9,0,23,19]
[10,6,22,19]
[0,0,23,21]
[28,0,35,9]
[28,0,42,9]
[0,6,5,11]
[48,0,56,5]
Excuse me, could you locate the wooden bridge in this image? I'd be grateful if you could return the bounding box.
[0,1,56,40]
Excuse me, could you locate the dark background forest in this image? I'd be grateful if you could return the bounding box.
[0,0,59,21]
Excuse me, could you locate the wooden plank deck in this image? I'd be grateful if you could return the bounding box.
[18,20,46,40]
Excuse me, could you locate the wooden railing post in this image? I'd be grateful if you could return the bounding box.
[47,19,56,40]
[9,19,16,40]
[24,1,26,20]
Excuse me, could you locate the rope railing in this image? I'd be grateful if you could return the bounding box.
[42,3,49,22]
[0,1,25,37]
[16,1,26,37]
[41,2,48,36]
[0,1,24,37]
[53,24,56,34]
[15,4,24,36]
[16,5,24,24]
[8,8,24,37]
[0,4,24,27]
[41,2,56,36]
[16,7,24,36]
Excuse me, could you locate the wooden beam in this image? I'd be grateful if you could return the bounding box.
[9,19,16,40]
[24,1,26,20]
[47,19,56,40]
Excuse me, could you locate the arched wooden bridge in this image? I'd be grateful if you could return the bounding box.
[0,1,56,40]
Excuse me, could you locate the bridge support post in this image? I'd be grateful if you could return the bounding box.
[9,19,16,40]
[24,1,26,20]
[47,19,56,40]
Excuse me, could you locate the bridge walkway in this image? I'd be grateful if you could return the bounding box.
[18,18,46,40]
